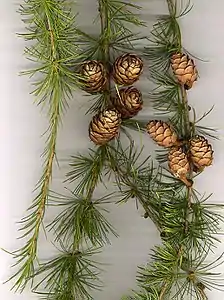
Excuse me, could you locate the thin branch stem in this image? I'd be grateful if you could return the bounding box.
[167,0,182,51]
[25,0,60,258]
[31,1,59,252]
[82,1,112,204]
[106,149,161,232]
[45,6,57,60]
[24,106,58,269]
[158,1,194,299]
[10,0,77,290]
[99,0,111,105]
[199,288,208,300]
[159,85,193,297]
[181,86,191,138]
[159,282,168,300]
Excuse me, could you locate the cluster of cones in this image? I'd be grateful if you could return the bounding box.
[147,120,213,186]
[146,54,213,185]
[80,53,144,145]
[80,52,213,183]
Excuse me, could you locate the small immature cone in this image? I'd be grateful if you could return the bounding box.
[80,60,107,93]
[89,109,121,145]
[112,53,143,86]
[168,147,192,187]
[147,120,179,148]
[171,53,198,90]
[113,87,143,119]
[190,136,213,171]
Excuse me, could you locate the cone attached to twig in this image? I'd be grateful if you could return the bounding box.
[80,60,107,93]
[168,147,192,187]
[113,87,143,119]
[147,120,179,148]
[112,53,143,86]
[190,136,213,171]
[171,53,198,90]
[89,109,121,145]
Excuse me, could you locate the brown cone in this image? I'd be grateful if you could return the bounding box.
[89,109,121,145]
[190,136,213,171]
[168,147,192,187]
[112,53,143,86]
[80,60,107,93]
[146,120,179,148]
[171,53,198,90]
[113,87,143,119]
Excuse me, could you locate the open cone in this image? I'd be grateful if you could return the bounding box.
[190,136,213,171]
[112,53,143,86]
[168,147,192,187]
[147,120,179,148]
[171,53,198,90]
[80,60,107,93]
[89,109,121,145]
[113,87,143,119]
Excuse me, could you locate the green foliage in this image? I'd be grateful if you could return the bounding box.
[67,146,108,195]
[77,0,145,114]
[137,241,224,299]
[122,288,160,300]
[73,0,144,65]
[98,0,145,57]
[145,27,187,138]
[191,107,219,140]
[33,247,102,300]
[138,243,178,297]
[144,0,192,71]
[138,0,222,299]
[9,0,81,291]
[10,0,145,298]
[105,141,164,229]
[48,191,118,247]
[158,191,222,252]
[149,71,187,137]
[85,94,109,115]
[121,118,148,133]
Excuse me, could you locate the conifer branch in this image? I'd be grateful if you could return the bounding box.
[27,0,145,298]
[135,0,223,299]
[80,0,113,202]
[8,0,80,291]
[105,142,162,231]
[157,1,194,298]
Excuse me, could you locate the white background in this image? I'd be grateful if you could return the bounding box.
[1,0,224,299]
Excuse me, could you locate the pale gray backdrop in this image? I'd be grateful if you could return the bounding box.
[1,0,224,299]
